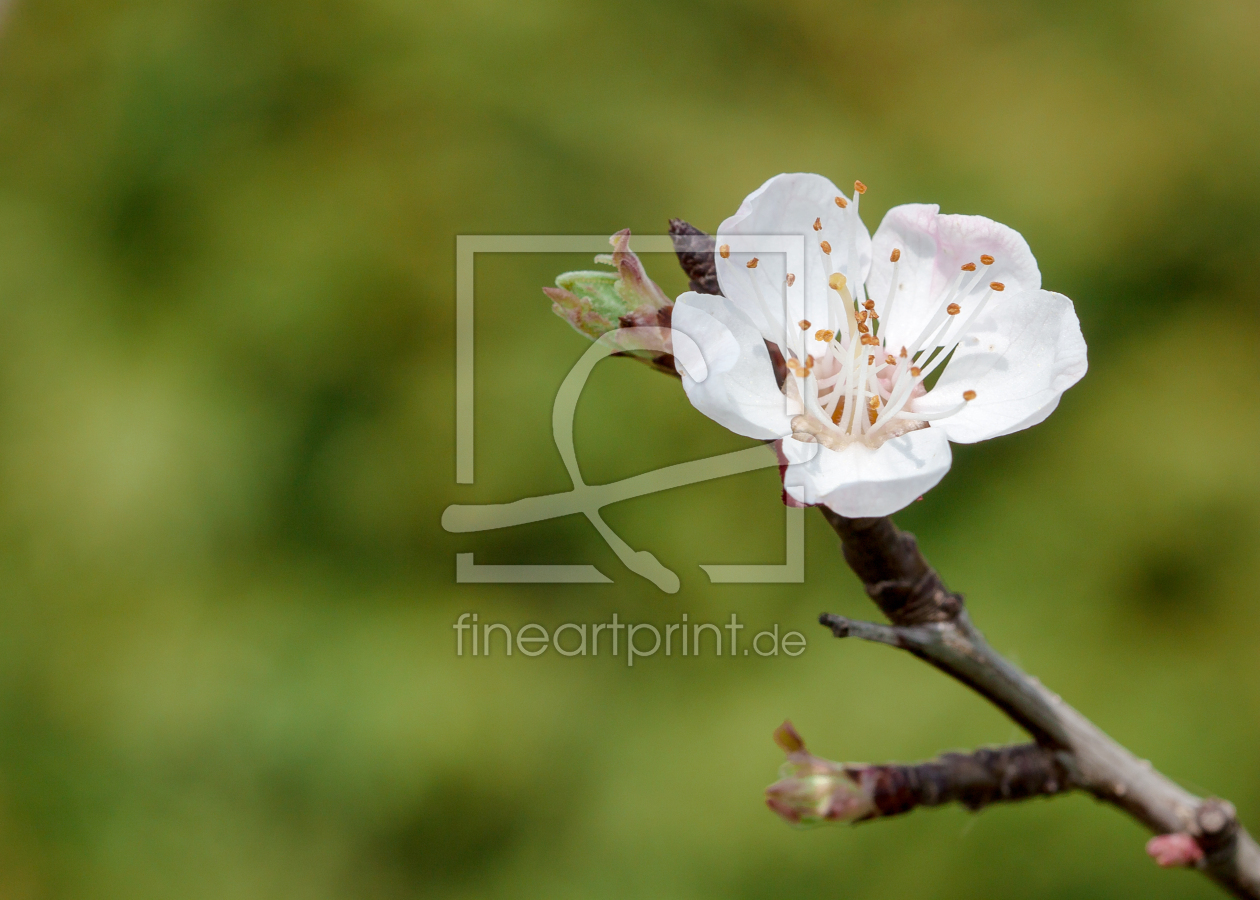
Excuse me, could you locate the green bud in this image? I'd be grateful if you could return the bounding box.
[545,229,671,343]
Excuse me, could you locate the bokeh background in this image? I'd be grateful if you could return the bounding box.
[0,0,1256,897]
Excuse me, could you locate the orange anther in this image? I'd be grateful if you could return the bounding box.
[990,282,1005,291]
[747,258,759,269]
[890,248,901,262]
[980,254,994,265]
[835,196,848,209]
[961,262,976,272]
[820,240,832,255]
[719,244,730,259]
[947,303,961,315]
[854,180,867,194]
[963,389,977,401]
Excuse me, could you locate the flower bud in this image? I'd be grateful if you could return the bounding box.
[545,230,676,371]
[764,722,875,826]
[545,229,672,342]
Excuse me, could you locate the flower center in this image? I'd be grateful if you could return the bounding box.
[772,189,1000,450]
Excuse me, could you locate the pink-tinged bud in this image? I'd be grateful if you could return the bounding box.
[546,230,675,371]
[764,721,875,826]
[1146,833,1205,868]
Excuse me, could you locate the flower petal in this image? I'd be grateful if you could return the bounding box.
[671,292,795,441]
[716,173,872,346]
[916,289,1087,444]
[779,426,952,517]
[868,204,1041,353]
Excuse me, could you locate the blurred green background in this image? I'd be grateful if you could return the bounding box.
[0,0,1256,897]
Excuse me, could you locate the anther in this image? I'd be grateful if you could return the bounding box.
[910,366,922,377]
[980,254,995,265]
[860,334,878,345]
[747,258,759,269]
[854,180,867,194]
[899,347,908,358]
[890,248,901,262]
[963,390,977,401]
[786,273,796,286]
[815,329,835,342]
[947,303,961,315]
[830,397,845,425]
[856,310,868,324]
[867,354,875,365]
[961,262,976,272]
[863,299,875,310]
[828,273,847,292]
[719,244,730,259]
[798,319,811,330]
[820,241,832,255]
[835,196,848,209]
[813,217,822,232]
[857,323,870,334]
[990,282,1005,291]
[885,354,896,365]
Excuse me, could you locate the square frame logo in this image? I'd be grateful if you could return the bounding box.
[442,234,808,593]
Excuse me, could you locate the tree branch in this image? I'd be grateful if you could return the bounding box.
[661,221,1260,895]
[818,513,1260,899]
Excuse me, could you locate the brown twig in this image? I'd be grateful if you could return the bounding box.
[817,512,1260,899]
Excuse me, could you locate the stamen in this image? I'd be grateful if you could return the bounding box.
[854,181,867,194]
[900,347,908,358]
[829,273,847,292]
[910,366,921,376]
[786,273,796,286]
[746,258,759,268]
[885,354,897,365]
[980,254,995,265]
[813,218,822,232]
[963,390,977,401]
[990,282,1005,291]
[719,244,730,259]
[830,397,845,425]
[947,303,961,315]
[820,241,832,255]
[798,320,811,330]
[815,329,835,342]
[835,196,848,209]
[961,262,976,272]
[860,333,879,345]
[890,248,901,262]
[863,300,875,310]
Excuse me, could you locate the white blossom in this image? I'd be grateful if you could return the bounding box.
[672,173,1088,516]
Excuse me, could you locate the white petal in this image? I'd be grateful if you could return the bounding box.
[671,293,795,441]
[779,426,953,517]
[715,173,872,346]
[915,289,1087,444]
[868,204,1041,353]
